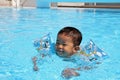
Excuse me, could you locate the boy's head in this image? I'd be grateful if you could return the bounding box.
[55,26,82,58]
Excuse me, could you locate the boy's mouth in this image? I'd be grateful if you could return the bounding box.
[57,48,64,53]
[56,49,64,55]
[57,50,64,54]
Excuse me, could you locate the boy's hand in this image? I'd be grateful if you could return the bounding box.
[61,68,80,79]
[33,65,39,71]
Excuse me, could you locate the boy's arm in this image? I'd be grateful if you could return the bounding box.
[32,56,39,71]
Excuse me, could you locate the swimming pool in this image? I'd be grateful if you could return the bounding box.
[0,8,120,80]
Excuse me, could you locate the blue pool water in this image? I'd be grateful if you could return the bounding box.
[0,8,120,80]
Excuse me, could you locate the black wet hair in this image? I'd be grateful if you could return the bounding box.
[57,26,82,46]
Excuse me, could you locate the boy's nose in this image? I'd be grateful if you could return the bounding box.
[58,44,63,49]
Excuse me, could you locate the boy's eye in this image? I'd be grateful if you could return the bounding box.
[63,43,67,46]
[56,42,67,46]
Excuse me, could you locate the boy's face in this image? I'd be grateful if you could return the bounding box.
[55,34,78,58]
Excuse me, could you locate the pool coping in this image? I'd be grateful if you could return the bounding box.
[51,2,120,9]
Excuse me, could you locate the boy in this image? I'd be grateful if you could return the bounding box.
[55,26,83,79]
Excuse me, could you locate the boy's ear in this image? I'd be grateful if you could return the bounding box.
[73,46,80,53]
[75,46,80,51]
